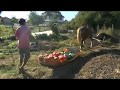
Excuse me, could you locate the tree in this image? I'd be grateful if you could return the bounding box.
[1,17,12,25]
[70,11,120,31]
[59,20,72,30]
[29,11,44,25]
[27,20,31,25]
[11,17,18,24]
[49,20,60,41]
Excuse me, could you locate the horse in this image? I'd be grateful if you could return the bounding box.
[77,26,102,50]
[77,26,94,49]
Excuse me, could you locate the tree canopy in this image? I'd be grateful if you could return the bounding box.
[29,11,44,25]
[69,11,120,31]
[11,17,18,24]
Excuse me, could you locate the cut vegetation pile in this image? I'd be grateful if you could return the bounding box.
[75,54,120,79]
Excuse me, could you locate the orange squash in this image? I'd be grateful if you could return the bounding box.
[58,55,67,63]
[53,51,60,57]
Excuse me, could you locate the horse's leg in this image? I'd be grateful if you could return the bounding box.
[83,40,85,45]
[80,45,82,50]
[80,41,82,50]
[80,40,84,49]
[103,36,106,41]
[89,36,93,47]
[90,39,93,47]
[92,37,102,43]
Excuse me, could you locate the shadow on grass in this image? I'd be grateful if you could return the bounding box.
[19,69,35,79]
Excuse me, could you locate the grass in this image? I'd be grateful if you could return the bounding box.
[0,25,13,37]
[0,51,53,79]
[0,58,19,79]
[0,65,18,77]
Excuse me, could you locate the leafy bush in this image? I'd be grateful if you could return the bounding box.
[7,42,17,49]
[0,25,13,37]
[59,35,68,40]
[37,34,50,40]
[70,11,120,31]
[49,21,61,41]
[49,34,59,41]
[0,54,6,59]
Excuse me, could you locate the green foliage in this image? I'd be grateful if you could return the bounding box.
[49,21,60,41]
[59,20,71,30]
[36,34,50,40]
[0,25,13,37]
[69,11,120,33]
[0,54,6,59]
[36,34,68,41]
[60,35,68,40]
[57,38,78,48]
[1,17,12,25]
[7,42,17,49]
[48,34,60,41]
[11,17,18,24]
[69,19,76,30]
[29,11,44,25]
[27,20,31,25]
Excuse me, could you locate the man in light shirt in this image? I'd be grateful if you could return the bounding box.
[15,18,31,73]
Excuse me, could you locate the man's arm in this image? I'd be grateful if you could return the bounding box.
[15,28,19,39]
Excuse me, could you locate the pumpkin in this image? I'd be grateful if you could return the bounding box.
[47,54,54,60]
[53,51,60,57]
[58,55,67,63]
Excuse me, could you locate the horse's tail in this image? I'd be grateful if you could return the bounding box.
[77,27,81,44]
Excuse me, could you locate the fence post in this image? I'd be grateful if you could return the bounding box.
[103,24,106,30]
[97,25,99,33]
[112,24,114,31]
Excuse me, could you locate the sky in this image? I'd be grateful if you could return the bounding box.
[0,11,78,21]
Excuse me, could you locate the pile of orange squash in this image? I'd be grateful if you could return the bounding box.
[38,48,80,66]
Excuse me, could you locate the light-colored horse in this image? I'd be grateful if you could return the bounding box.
[77,26,103,50]
[77,26,97,50]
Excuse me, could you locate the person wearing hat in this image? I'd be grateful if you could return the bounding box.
[15,18,31,73]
